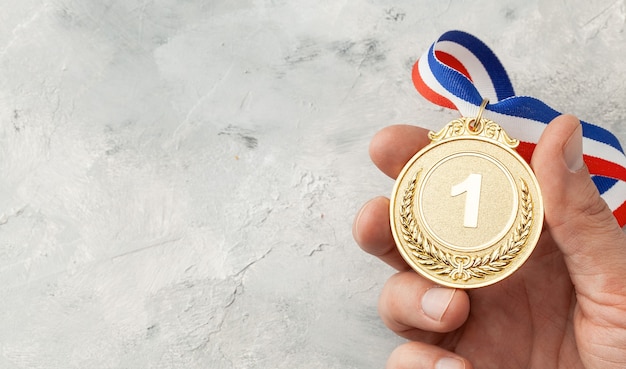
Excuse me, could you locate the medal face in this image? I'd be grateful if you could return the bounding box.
[390,117,544,288]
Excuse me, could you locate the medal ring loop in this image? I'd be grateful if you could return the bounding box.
[468,98,489,134]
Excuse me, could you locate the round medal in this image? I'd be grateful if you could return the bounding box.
[390,107,544,288]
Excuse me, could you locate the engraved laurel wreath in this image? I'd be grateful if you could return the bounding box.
[399,170,534,281]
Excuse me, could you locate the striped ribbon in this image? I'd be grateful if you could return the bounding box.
[412,30,626,227]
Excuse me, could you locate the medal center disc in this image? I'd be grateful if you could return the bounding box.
[418,152,518,251]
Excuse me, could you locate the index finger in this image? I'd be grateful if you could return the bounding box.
[369,124,432,179]
[354,124,432,270]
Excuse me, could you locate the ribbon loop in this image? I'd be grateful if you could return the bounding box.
[412,30,626,226]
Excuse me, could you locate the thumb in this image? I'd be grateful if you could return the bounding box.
[531,114,626,297]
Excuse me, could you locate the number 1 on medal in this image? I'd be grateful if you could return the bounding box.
[451,173,482,228]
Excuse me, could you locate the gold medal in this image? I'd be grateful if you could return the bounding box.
[390,100,543,288]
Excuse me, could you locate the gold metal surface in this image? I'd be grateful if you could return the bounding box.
[390,115,543,288]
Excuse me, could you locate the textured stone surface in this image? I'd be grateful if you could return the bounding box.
[0,1,624,368]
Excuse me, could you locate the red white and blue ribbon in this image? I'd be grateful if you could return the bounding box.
[412,30,626,227]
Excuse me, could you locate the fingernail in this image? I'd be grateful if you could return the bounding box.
[421,287,456,321]
[436,357,465,369]
[564,122,584,172]
[352,200,371,242]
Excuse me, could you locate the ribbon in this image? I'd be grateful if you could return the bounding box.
[412,30,626,227]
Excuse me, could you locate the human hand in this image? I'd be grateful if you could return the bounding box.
[353,115,626,369]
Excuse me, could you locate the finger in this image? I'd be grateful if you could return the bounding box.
[386,341,473,369]
[353,197,411,271]
[379,272,470,340]
[531,115,626,304]
[370,124,432,179]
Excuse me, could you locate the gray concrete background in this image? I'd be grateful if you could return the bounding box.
[0,1,624,368]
